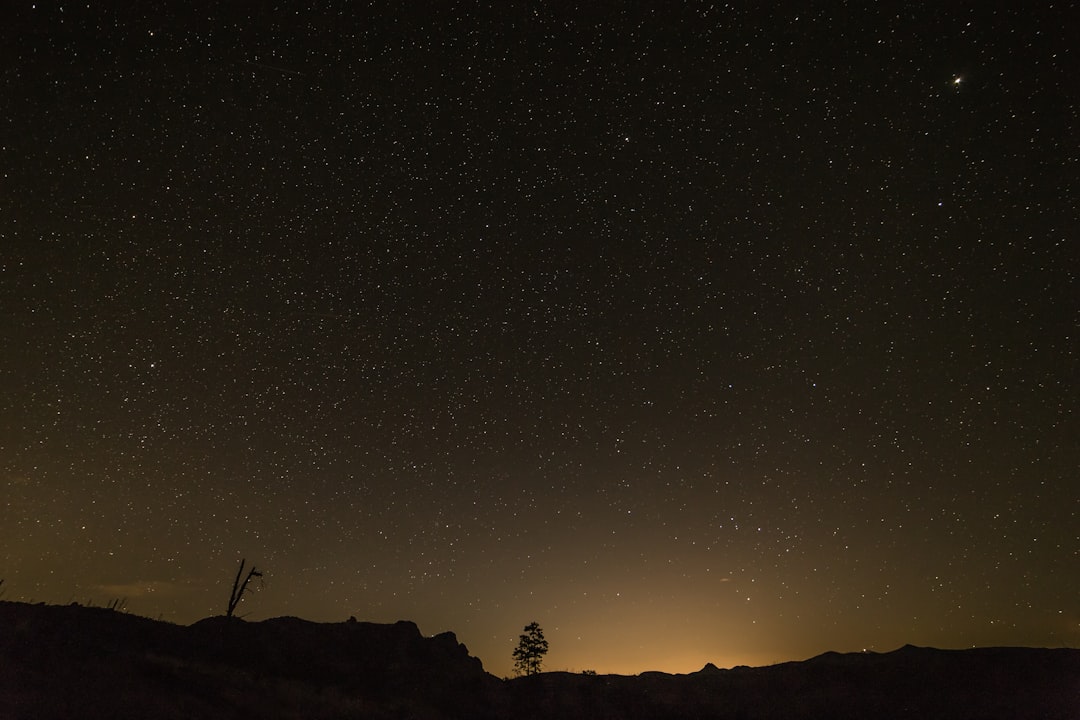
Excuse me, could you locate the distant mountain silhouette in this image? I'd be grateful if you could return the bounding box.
[2,601,1077,719]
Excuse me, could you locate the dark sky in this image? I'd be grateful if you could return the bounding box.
[2,3,1077,675]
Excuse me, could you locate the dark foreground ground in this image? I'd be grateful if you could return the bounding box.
[1,601,1076,719]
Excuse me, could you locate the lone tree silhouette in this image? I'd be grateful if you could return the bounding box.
[226,558,262,618]
[512,621,549,676]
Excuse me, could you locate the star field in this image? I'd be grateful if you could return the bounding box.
[2,4,1077,675]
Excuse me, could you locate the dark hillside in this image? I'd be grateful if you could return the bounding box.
[505,645,1079,720]
[1,601,1076,720]
[0,601,501,720]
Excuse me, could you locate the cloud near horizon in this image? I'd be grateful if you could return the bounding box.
[91,580,186,599]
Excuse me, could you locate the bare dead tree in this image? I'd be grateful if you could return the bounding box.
[226,558,262,618]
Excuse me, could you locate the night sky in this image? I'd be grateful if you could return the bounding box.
[3,3,1077,676]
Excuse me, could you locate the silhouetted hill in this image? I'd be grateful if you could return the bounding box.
[0,601,500,719]
[1,601,1077,719]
